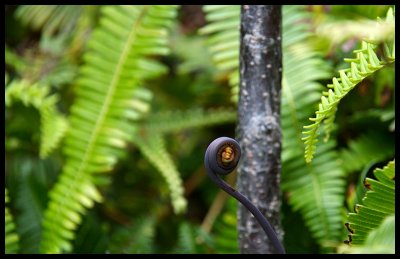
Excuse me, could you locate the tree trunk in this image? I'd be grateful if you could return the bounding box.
[236,5,283,254]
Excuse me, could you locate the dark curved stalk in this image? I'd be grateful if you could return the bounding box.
[204,137,286,254]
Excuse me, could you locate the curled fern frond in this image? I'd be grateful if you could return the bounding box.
[200,5,240,103]
[343,160,394,252]
[5,189,20,254]
[40,5,178,253]
[302,8,395,163]
[133,134,187,214]
[5,79,68,158]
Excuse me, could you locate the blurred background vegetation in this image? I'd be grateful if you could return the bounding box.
[5,5,395,254]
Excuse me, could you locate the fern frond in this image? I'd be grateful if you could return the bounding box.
[142,108,236,134]
[344,160,394,251]
[281,6,346,248]
[340,215,394,254]
[200,5,240,103]
[175,223,196,253]
[15,5,82,36]
[302,8,395,163]
[5,189,20,254]
[172,222,213,254]
[14,162,48,253]
[339,130,394,174]
[108,216,156,254]
[5,79,68,158]
[40,5,178,253]
[211,198,239,254]
[133,134,187,214]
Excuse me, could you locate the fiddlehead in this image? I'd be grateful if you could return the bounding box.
[204,137,285,254]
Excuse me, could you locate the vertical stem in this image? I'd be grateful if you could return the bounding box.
[237,5,283,254]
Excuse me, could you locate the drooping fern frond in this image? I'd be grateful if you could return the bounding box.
[200,5,240,103]
[302,8,395,163]
[5,79,68,158]
[5,188,20,254]
[136,107,236,214]
[339,130,394,174]
[343,160,395,253]
[133,134,187,214]
[40,6,178,253]
[142,108,236,134]
[15,5,82,36]
[108,216,156,254]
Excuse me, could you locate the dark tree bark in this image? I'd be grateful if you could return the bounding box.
[236,5,283,254]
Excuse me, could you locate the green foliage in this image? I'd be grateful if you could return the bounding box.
[280,6,346,248]
[142,108,236,134]
[5,79,68,158]
[5,189,20,254]
[108,216,156,253]
[5,5,395,255]
[339,130,394,174]
[40,5,178,253]
[211,198,239,254]
[172,222,213,254]
[302,8,395,163]
[343,160,394,253]
[133,134,187,214]
[200,5,240,103]
[200,5,347,250]
[11,158,50,253]
[15,5,82,36]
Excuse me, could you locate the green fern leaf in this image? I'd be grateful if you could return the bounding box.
[200,5,240,103]
[172,222,213,254]
[142,108,236,134]
[175,223,196,253]
[211,198,239,254]
[339,130,394,174]
[108,216,156,254]
[5,79,68,158]
[302,8,395,163]
[344,160,394,252]
[15,5,82,36]
[40,5,178,253]
[133,134,187,214]
[5,189,20,254]
[10,157,49,253]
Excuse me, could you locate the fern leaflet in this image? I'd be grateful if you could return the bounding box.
[5,188,20,254]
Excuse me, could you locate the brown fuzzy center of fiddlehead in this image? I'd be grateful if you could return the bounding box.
[221,146,234,164]
[218,144,236,168]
